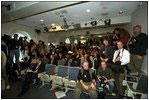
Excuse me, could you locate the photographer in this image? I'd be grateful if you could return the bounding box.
[112,41,130,97]
[128,25,148,73]
[96,61,114,94]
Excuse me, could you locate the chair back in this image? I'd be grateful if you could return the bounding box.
[57,65,69,77]
[68,67,80,81]
[58,59,66,66]
[45,64,56,75]
[136,74,148,94]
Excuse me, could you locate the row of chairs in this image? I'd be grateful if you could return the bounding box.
[38,64,83,93]
[39,64,148,99]
[125,72,148,99]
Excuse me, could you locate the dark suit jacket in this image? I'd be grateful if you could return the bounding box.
[31,62,46,73]
[100,45,114,62]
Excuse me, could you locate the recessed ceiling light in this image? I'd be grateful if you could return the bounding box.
[52,23,55,26]
[118,11,124,15]
[86,9,90,13]
[80,36,84,39]
[40,19,44,22]
[98,35,102,37]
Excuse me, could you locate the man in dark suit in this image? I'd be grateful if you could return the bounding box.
[17,54,46,97]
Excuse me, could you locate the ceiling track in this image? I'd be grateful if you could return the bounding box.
[46,23,127,33]
[2,1,89,23]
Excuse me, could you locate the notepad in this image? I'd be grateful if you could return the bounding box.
[55,91,66,99]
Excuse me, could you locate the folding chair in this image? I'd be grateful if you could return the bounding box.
[58,59,66,66]
[57,65,69,77]
[64,67,80,93]
[38,64,56,88]
[52,66,69,88]
[126,74,148,98]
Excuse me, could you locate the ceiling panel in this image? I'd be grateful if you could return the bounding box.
[2,1,39,14]
[15,1,139,29]
[2,1,80,23]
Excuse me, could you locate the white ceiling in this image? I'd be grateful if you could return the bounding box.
[2,2,79,23]
[2,1,39,14]
[2,1,140,30]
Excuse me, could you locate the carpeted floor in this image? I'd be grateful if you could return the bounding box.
[2,79,126,99]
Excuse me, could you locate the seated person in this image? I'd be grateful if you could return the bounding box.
[17,54,46,97]
[96,61,115,94]
[74,61,97,99]
[70,54,81,67]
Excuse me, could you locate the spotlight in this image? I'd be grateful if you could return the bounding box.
[104,19,111,25]
[84,23,88,26]
[35,29,41,34]
[86,9,90,13]
[40,19,44,22]
[90,21,97,26]
[44,27,49,32]
[52,26,57,30]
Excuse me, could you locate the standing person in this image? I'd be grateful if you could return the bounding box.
[9,34,20,67]
[112,28,130,49]
[100,37,114,63]
[17,54,45,97]
[1,51,10,90]
[23,36,29,47]
[9,34,21,79]
[74,61,97,99]
[128,25,148,73]
[112,28,121,46]
[119,28,130,49]
[112,41,130,97]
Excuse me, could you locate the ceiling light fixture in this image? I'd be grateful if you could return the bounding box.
[90,21,97,26]
[52,23,55,26]
[118,11,124,15]
[40,19,44,22]
[104,19,111,26]
[80,36,84,39]
[86,9,90,13]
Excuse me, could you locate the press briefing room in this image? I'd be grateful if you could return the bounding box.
[1,1,148,99]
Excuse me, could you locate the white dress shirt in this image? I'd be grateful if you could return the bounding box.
[112,48,130,65]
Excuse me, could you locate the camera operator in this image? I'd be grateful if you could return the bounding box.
[128,25,148,73]
[96,61,114,94]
